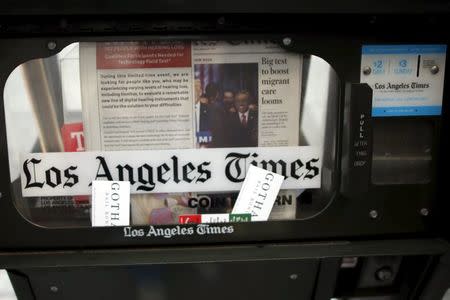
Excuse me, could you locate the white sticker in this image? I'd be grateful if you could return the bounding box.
[201,214,230,223]
[361,44,446,117]
[91,180,130,227]
[232,165,284,221]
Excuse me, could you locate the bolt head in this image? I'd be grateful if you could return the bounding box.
[289,274,298,280]
[420,208,429,216]
[362,66,372,75]
[375,267,393,281]
[50,286,58,293]
[217,17,225,25]
[430,65,439,75]
[47,41,57,50]
[282,37,292,46]
[369,210,378,219]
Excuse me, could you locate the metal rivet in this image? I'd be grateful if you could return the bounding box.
[50,286,58,293]
[420,208,429,216]
[289,274,298,280]
[282,37,292,46]
[369,210,378,219]
[362,66,372,75]
[217,17,225,25]
[375,267,393,281]
[430,65,439,75]
[47,41,57,50]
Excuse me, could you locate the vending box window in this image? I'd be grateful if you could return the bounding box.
[4,40,340,231]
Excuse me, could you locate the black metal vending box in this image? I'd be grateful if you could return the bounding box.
[0,1,449,299]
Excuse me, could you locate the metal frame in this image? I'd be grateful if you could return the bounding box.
[0,6,449,300]
[0,238,447,269]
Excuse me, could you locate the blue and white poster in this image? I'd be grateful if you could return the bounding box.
[361,45,446,117]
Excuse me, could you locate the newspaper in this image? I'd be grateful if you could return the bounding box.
[79,40,303,224]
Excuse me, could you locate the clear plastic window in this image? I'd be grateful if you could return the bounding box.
[3,40,340,227]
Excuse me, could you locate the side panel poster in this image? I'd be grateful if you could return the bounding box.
[361,44,446,117]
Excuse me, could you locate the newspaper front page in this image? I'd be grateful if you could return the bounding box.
[79,40,304,224]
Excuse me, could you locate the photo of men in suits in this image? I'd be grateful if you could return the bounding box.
[194,63,259,148]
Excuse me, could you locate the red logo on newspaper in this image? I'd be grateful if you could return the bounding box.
[61,123,85,152]
[97,41,191,69]
[179,214,201,224]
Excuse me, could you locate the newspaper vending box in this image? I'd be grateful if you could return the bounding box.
[0,1,449,299]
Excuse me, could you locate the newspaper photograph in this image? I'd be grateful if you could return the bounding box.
[194,63,259,147]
